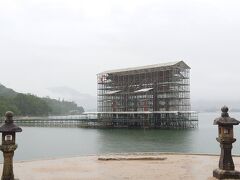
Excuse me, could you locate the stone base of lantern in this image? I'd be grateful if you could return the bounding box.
[213,168,240,179]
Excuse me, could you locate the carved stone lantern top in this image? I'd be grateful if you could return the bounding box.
[0,111,22,133]
[213,106,240,126]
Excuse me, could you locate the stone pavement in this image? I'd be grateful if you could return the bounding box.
[2,153,240,180]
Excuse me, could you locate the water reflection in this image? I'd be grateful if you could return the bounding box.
[96,129,194,153]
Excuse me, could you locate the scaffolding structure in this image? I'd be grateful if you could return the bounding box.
[97,61,198,128]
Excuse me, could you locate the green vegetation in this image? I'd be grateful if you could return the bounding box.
[42,97,84,116]
[0,84,84,116]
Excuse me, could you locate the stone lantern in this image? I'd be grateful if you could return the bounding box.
[213,106,240,179]
[0,111,22,180]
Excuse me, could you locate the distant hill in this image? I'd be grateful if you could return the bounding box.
[47,86,97,111]
[0,84,84,116]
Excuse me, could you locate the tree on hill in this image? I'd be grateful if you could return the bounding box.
[43,97,84,115]
[14,93,51,116]
[0,96,20,116]
[0,84,17,97]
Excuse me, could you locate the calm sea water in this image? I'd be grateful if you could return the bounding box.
[2,112,240,161]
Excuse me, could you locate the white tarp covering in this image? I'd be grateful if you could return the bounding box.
[134,88,153,93]
[106,90,121,95]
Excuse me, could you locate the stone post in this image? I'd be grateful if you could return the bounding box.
[0,112,22,180]
[213,106,240,179]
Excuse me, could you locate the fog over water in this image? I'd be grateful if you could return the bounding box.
[1,0,240,109]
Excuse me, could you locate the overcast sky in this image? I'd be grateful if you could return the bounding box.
[0,0,240,102]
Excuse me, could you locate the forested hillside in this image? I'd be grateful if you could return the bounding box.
[0,84,84,116]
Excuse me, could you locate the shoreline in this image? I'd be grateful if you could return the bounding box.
[7,152,240,164]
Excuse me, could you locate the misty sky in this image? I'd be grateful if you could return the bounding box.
[0,0,240,102]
